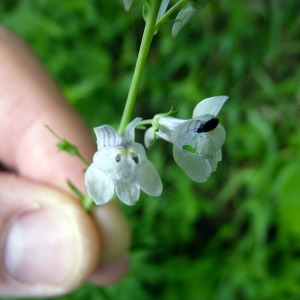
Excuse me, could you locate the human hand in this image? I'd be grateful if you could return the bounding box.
[0,26,131,297]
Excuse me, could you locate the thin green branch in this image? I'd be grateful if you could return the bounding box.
[118,0,162,135]
[155,0,186,31]
[137,119,154,126]
[45,125,90,167]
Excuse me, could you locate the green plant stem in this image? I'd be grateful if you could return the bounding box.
[137,119,154,126]
[77,153,90,167]
[118,0,162,135]
[155,0,186,31]
[45,124,90,166]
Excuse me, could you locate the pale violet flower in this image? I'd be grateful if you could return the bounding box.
[85,118,163,206]
[145,96,228,182]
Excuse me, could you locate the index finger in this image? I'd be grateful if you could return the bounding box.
[0,26,95,193]
[0,26,131,266]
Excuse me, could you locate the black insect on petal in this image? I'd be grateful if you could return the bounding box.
[197,117,219,133]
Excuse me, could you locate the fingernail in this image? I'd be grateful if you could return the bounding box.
[3,208,79,286]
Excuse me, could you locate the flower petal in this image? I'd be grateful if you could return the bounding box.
[123,117,142,145]
[157,0,170,22]
[144,126,156,148]
[137,159,163,197]
[173,144,212,182]
[172,4,198,37]
[94,125,122,149]
[207,149,222,172]
[93,147,137,181]
[192,96,229,117]
[174,118,226,156]
[157,117,185,143]
[172,118,225,182]
[85,163,114,205]
[115,181,140,206]
[123,0,132,11]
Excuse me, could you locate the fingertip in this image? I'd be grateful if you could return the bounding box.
[0,174,101,297]
[89,253,130,286]
[92,201,131,262]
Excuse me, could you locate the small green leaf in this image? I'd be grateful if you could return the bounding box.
[57,139,79,156]
[153,106,180,124]
[45,125,90,166]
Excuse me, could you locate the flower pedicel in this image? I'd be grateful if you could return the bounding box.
[145,96,228,183]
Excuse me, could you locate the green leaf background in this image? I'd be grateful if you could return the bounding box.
[1,0,300,299]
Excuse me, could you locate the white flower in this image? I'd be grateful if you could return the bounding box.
[172,0,212,37]
[145,96,228,182]
[157,0,170,22]
[123,0,132,11]
[85,118,163,206]
[172,4,198,37]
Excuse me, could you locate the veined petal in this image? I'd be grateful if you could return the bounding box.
[123,117,142,145]
[137,159,163,197]
[192,96,229,117]
[157,117,185,143]
[173,145,212,182]
[115,181,140,206]
[158,117,184,131]
[85,163,114,205]
[94,125,122,149]
[172,4,198,37]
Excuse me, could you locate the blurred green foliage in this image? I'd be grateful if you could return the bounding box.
[1,0,300,299]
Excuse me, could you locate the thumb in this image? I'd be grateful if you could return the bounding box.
[0,173,101,297]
